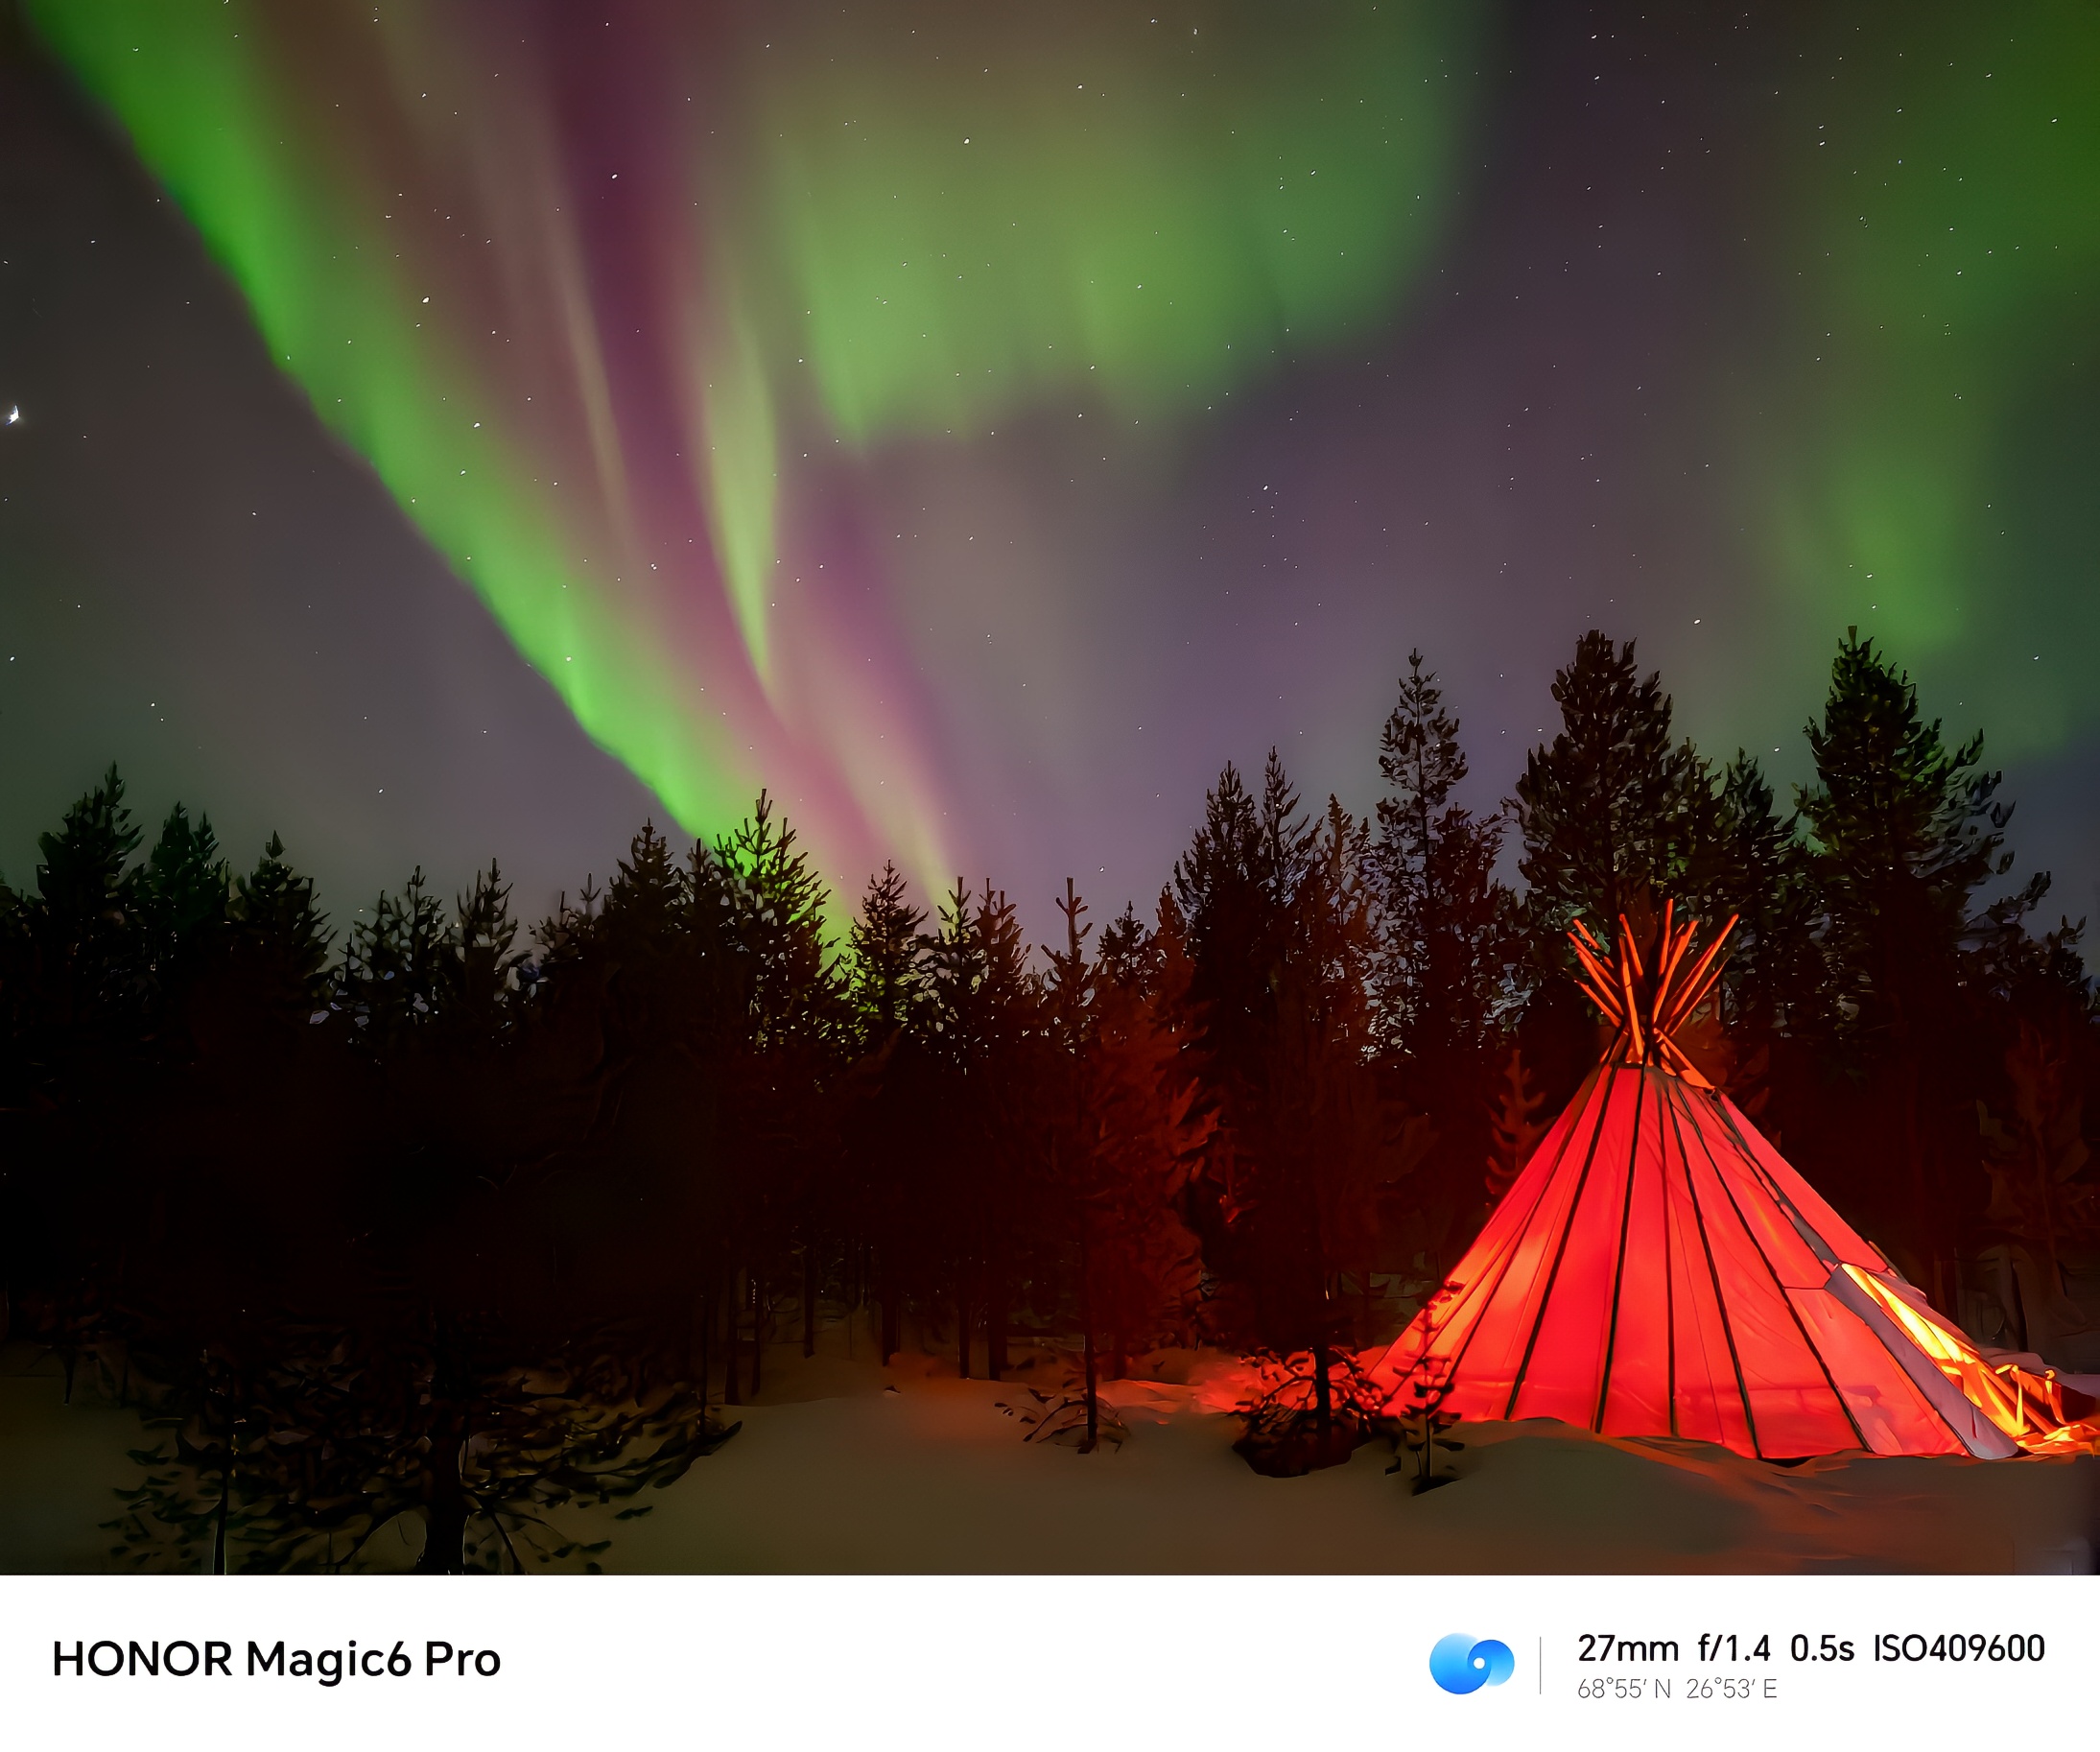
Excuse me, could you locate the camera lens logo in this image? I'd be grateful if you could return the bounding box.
[1429,1634,1515,1695]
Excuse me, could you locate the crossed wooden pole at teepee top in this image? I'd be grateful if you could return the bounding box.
[1568,899,1740,1088]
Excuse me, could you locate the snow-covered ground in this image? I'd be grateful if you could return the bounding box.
[2,1338,2093,1574]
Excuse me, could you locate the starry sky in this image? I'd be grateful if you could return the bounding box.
[3,1,2096,935]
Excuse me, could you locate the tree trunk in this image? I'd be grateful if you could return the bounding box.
[417,1418,470,1574]
[1312,1339,1333,1437]
[880,1263,900,1366]
[803,1239,817,1360]
[1078,1221,1099,1452]
[956,1277,971,1380]
[212,1460,230,1576]
[722,1271,743,1408]
[986,1268,1007,1381]
[418,1493,470,1575]
[695,1271,714,1405]
[749,1273,765,1398]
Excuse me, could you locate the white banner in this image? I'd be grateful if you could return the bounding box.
[3,1571,2093,1748]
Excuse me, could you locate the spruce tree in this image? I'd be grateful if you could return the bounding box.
[844,863,935,1364]
[1373,652,1521,1258]
[1044,881,1210,1445]
[922,880,1046,1379]
[0,766,153,1103]
[337,869,447,1054]
[711,793,848,1373]
[1176,757,1415,1452]
[440,863,527,1045]
[140,805,229,1000]
[1375,651,1518,1060]
[1697,752,1820,1041]
[713,791,844,1054]
[1797,629,2042,1286]
[1513,631,1714,935]
[1094,902,1157,995]
[600,819,688,985]
[1172,751,1314,1099]
[226,834,332,1016]
[27,766,146,1004]
[847,862,929,1040]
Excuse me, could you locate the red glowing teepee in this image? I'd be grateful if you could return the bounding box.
[1368,904,2100,1459]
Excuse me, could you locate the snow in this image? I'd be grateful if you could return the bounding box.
[3,1339,2093,1574]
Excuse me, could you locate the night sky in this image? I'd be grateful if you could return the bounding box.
[3,1,2096,935]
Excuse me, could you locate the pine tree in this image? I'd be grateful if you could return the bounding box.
[226,835,332,1015]
[1095,901,1158,995]
[337,869,447,1054]
[1698,752,1820,1039]
[447,864,525,1030]
[1173,752,1314,1101]
[1976,1018,2098,1351]
[1797,628,2044,1287]
[1045,882,1212,1445]
[713,792,843,1054]
[1178,760,1418,1454]
[922,879,1047,1380]
[709,793,848,1377]
[1514,631,1714,936]
[0,766,162,1120]
[140,805,229,1000]
[1373,653,1522,1264]
[848,862,929,1041]
[844,863,935,1364]
[599,819,688,983]
[1374,651,1520,1066]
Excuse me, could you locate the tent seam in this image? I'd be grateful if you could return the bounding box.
[1672,1081,1870,1453]
[1503,1064,1621,1421]
[1592,1071,1649,1432]
[1672,1085,1764,1458]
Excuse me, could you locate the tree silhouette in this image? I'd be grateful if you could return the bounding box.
[1374,651,1522,1266]
[1798,628,2049,1293]
[5,606,2091,1536]
[1514,631,1714,937]
[846,862,933,1362]
[1043,880,1211,1445]
[1699,753,1822,1041]
[708,792,849,1384]
[225,835,333,1017]
[1178,758,1424,1459]
[4,763,147,1097]
[1375,651,1520,1067]
[923,879,1048,1379]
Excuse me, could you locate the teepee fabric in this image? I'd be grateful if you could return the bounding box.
[1368,906,2099,1460]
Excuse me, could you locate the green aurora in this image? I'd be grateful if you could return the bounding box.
[14,0,2100,903]
[23,0,1481,887]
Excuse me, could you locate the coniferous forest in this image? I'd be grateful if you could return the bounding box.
[4,629,2094,1570]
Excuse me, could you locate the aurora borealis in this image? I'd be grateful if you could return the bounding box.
[4,2,2098,923]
